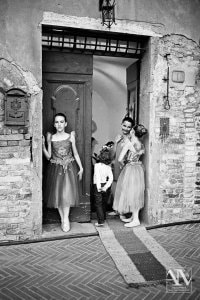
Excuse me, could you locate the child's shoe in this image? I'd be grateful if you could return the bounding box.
[108,211,118,216]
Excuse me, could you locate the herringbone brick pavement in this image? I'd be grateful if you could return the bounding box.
[149,223,200,294]
[0,223,199,299]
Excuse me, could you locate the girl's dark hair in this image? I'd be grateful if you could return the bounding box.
[134,124,148,138]
[54,113,67,122]
[122,116,134,127]
[97,148,112,165]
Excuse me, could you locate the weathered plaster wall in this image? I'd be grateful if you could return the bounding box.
[0,60,42,240]
[0,1,42,240]
[117,0,200,43]
[1,0,200,83]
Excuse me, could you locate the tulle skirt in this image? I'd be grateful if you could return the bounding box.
[44,160,80,208]
[113,162,145,214]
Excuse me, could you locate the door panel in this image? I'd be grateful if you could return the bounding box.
[126,60,140,126]
[42,52,93,222]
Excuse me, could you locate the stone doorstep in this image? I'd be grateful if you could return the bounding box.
[42,218,200,241]
[42,221,98,239]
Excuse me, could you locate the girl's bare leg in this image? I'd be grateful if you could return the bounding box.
[58,207,64,224]
[62,207,70,232]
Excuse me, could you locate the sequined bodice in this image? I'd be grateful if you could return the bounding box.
[51,138,73,160]
[126,150,140,163]
[50,138,74,171]
[126,144,144,164]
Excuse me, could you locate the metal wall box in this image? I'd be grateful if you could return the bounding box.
[172,70,185,83]
[5,88,29,126]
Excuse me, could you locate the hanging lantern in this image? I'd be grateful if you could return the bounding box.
[99,0,116,29]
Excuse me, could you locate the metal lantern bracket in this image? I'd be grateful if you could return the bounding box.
[99,0,116,29]
[4,88,29,126]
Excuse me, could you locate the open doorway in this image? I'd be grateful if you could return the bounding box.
[42,53,139,225]
[91,56,137,213]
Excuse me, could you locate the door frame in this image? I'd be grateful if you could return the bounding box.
[42,52,93,223]
[41,15,154,225]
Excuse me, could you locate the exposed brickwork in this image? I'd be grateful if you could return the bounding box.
[151,34,200,224]
[0,57,41,241]
[0,121,33,240]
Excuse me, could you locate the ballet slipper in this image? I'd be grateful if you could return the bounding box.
[119,215,130,222]
[120,217,133,223]
[61,220,70,232]
[124,220,140,228]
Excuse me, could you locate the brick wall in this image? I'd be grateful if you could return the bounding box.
[150,34,200,224]
[0,59,42,241]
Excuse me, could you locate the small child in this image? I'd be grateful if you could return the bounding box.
[93,147,113,226]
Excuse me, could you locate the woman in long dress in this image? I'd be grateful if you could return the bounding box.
[108,116,134,217]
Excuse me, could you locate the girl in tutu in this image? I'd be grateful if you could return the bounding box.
[42,113,83,232]
[108,116,134,217]
[113,124,147,227]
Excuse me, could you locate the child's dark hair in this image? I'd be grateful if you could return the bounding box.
[54,113,67,122]
[98,148,112,165]
[122,116,134,128]
[134,124,148,138]
[105,141,114,147]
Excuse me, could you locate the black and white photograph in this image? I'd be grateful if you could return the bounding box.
[0,1,200,299]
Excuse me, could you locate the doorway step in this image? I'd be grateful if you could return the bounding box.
[42,222,98,240]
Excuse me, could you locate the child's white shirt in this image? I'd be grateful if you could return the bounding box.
[93,162,113,191]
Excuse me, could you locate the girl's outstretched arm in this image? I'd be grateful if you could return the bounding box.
[70,133,83,180]
[42,132,52,160]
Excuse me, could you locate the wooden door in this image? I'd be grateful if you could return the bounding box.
[42,51,93,222]
[126,60,140,126]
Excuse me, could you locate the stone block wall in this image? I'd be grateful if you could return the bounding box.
[150,34,200,224]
